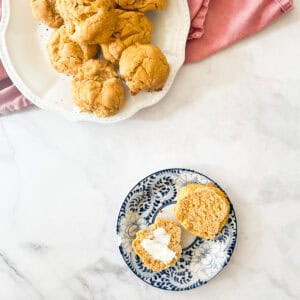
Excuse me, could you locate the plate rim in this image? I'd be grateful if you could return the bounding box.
[0,0,191,123]
[116,168,238,291]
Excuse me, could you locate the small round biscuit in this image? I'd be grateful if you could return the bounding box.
[56,0,117,44]
[101,10,153,65]
[31,0,63,28]
[132,218,182,272]
[47,27,98,75]
[116,0,167,12]
[174,184,230,240]
[72,59,125,117]
[119,43,170,95]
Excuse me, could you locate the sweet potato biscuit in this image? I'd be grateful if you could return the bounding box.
[31,0,63,28]
[132,218,182,272]
[47,26,98,75]
[100,9,153,65]
[116,0,167,12]
[174,184,230,239]
[119,43,170,95]
[56,0,117,44]
[72,59,125,117]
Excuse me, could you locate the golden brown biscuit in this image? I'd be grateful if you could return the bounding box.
[174,184,230,239]
[132,218,182,272]
[56,0,117,44]
[72,59,125,117]
[47,27,98,75]
[119,43,170,95]
[116,0,167,12]
[100,9,153,65]
[31,0,63,28]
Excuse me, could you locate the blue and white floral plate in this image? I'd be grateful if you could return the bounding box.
[116,168,237,291]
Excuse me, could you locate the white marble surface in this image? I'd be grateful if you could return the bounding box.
[0,6,300,300]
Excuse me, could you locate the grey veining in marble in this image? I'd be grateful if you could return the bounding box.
[0,6,299,300]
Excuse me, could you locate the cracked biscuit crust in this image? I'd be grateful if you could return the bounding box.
[72,59,125,117]
[31,0,63,28]
[56,0,117,44]
[101,9,153,65]
[119,43,170,95]
[132,218,182,272]
[116,0,167,12]
[47,26,98,75]
[174,184,230,239]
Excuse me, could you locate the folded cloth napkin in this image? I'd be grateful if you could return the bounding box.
[0,0,31,114]
[186,0,294,63]
[0,61,31,114]
[0,0,294,114]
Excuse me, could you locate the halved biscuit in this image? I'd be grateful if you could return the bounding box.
[174,184,230,239]
[132,218,182,272]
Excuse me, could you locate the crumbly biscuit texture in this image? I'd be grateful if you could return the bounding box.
[119,43,170,95]
[56,0,117,44]
[31,0,63,28]
[101,9,153,65]
[47,27,98,75]
[132,218,182,272]
[174,184,230,239]
[72,59,125,117]
[116,0,167,12]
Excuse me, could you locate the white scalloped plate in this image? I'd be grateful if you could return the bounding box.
[0,0,190,123]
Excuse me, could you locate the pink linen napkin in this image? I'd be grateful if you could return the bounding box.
[0,0,32,114]
[0,0,295,114]
[0,61,31,114]
[186,0,294,63]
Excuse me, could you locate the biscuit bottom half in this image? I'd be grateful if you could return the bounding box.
[132,218,182,272]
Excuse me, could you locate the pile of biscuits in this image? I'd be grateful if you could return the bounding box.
[31,0,170,117]
[132,183,230,271]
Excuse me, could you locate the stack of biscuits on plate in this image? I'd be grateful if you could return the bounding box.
[31,0,170,117]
